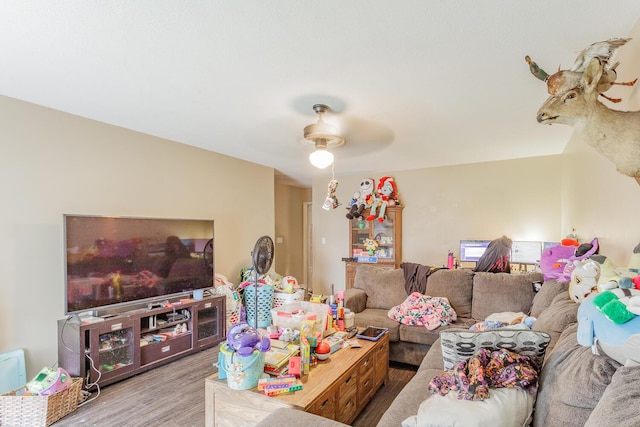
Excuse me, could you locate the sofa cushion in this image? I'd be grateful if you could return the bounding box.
[471,272,541,320]
[419,337,444,372]
[343,287,366,313]
[398,324,439,347]
[351,308,401,341]
[532,323,620,427]
[439,329,550,370]
[532,292,578,357]
[584,365,640,427]
[353,265,407,310]
[530,279,570,318]
[425,269,474,318]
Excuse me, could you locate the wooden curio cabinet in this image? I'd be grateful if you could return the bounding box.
[345,205,403,289]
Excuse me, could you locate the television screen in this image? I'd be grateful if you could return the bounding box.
[64,215,214,315]
[511,241,542,264]
[459,240,490,262]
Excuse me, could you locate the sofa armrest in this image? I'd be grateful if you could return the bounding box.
[344,288,366,313]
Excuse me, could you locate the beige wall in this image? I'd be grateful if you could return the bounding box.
[274,184,311,282]
[311,155,563,295]
[0,95,274,377]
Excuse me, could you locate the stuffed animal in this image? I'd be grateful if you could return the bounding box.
[346,178,375,219]
[366,176,399,222]
[589,254,621,292]
[363,238,379,255]
[562,238,599,280]
[568,259,601,303]
[278,276,298,293]
[578,292,640,365]
[226,322,271,356]
[322,179,340,211]
[539,239,579,281]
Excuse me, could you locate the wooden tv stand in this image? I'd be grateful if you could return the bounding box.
[205,332,389,426]
[58,295,225,387]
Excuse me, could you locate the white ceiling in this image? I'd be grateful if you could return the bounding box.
[2,2,640,187]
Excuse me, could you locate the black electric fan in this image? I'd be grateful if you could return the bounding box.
[250,236,274,329]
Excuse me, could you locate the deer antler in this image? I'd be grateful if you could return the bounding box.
[525,56,550,82]
[526,39,636,103]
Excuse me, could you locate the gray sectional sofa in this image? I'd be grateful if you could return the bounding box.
[343,265,543,366]
[257,265,638,426]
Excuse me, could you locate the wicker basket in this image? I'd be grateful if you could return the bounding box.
[273,289,305,309]
[0,378,83,426]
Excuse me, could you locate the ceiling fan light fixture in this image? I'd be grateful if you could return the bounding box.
[309,140,334,169]
[303,104,344,169]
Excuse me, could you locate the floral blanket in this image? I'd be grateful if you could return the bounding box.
[428,348,539,401]
[387,292,457,330]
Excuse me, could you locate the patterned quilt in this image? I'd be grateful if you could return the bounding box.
[387,292,457,330]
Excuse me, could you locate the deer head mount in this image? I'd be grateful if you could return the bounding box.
[536,55,640,185]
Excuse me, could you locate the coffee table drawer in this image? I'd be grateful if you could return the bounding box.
[309,388,336,419]
[358,368,376,405]
[336,371,358,424]
[374,338,389,386]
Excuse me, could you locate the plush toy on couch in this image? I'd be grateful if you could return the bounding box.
[577,242,640,366]
[539,238,598,282]
[568,258,601,303]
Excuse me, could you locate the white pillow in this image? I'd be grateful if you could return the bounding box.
[401,388,534,427]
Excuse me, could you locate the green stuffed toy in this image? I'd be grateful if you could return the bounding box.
[593,287,640,324]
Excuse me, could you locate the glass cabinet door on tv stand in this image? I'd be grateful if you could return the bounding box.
[345,205,403,289]
[194,297,225,349]
[86,319,137,385]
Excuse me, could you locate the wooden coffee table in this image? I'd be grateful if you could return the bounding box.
[205,332,389,426]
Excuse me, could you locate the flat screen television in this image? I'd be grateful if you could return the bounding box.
[64,215,214,315]
[459,240,490,262]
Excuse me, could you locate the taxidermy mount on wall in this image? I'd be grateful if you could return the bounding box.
[530,39,640,185]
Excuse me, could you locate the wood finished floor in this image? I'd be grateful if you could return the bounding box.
[53,348,417,427]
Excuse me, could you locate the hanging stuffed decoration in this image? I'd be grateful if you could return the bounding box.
[322,178,340,211]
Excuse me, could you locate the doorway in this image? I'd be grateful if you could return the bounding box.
[303,201,313,293]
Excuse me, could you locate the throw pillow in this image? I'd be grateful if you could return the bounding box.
[401,388,535,427]
[353,265,406,310]
[440,329,551,370]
